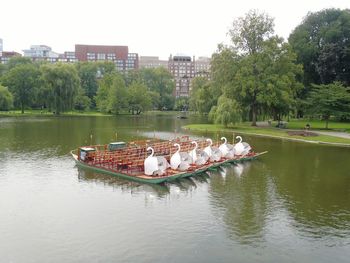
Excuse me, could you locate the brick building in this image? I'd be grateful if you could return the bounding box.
[75,44,138,71]
[168,55,195,98]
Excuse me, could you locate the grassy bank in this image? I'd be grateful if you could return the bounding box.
[183,123,350,146]
[279,119,350,132]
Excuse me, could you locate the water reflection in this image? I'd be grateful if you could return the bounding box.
[267,142,350,243]
[209,161,270,245]
[76,168,171,198]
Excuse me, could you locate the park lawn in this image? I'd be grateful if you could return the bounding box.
[183,123,350,145]
[278,119,350,132]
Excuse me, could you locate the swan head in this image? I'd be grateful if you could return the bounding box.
[206,138,213,146]
[221,137,227,144]
[236,136,242,143]
[146,147,154,157]
[173,143,181,152]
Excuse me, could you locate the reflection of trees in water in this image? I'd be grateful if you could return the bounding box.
[209,162,271,244]
[270,144,350,241]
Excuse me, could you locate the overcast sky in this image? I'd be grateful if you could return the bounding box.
[1,0,349,59]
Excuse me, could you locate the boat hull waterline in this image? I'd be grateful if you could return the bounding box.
[71,151,267,184]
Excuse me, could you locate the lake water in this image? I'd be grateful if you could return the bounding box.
[0,114,349,263]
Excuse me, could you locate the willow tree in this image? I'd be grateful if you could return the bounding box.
[0,85,13,111]
[41,63,80,114]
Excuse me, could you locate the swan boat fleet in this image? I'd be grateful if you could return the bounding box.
[71,136,267,184]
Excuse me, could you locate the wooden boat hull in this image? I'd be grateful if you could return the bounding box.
[71,151,267,184]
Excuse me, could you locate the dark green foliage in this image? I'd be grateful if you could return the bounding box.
[289,9,350,86]
[1,63,40,113]
[189,76,213,114]
[127,82,152,115]
[95,72,128,114]
[209,10,302,125]
[0,85,13,110]
[174,97,189,111]
[41,63,80,114]
[209,96,241,127]
[306,82,350,128]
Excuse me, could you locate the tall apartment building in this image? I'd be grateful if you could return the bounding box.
[168,55,195,98]
[139,56,168,69]
[75,44,139,71]
[195,56,211,79]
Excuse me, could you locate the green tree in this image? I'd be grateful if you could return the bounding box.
[0,85,13,111]
[222,10,302,125]
[209,96,241,127]
[189,76,213,114]
[95,72,128,114]
[174,97,189,111]
[289,9,350,86]
[127,82,152,115]
[132,68,175,110]
[74,87,91,111]
[306,82,350,129]
[76,62,98,106]
[108,74,128,114]
[0,64,6,78]
[2,63,40,113]
[6,56,32,70]
[41,63,80,114]
[228,10,275,125]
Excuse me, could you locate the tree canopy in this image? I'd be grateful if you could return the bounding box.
[306,82,350,128]
[1,63,40,113]
[289,8,350,87]
[0,84,13,111]
[41,63,80,114]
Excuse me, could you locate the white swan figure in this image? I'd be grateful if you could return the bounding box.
[144,147,169,176]
[204,138,222,162]
[189,141,198,163]
[171,143,192,171]
[144,147,159,176]
[189,141,209,166]
[219,137,235,158]
[234,136,251,155]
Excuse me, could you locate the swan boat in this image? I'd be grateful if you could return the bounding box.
[71,136,267,184]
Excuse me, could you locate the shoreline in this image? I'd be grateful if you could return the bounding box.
[183,124,350,147]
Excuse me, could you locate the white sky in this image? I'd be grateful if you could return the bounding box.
[1,0,349,59]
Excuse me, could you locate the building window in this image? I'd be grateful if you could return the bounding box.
[97,53,106,60]
[87,53,95,61]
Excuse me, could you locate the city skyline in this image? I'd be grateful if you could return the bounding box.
[1,0,349,59]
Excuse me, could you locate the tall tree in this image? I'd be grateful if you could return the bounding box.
[95,72,128,114]
[224,10,302,125]
[76,62,98,105]
[0,85,13,111]
[306,82,350,129]
[2,63,40,113]
[289,9,350,86]
[41,64,80,114]
[189,76,213,114]
[127,82,152,115]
